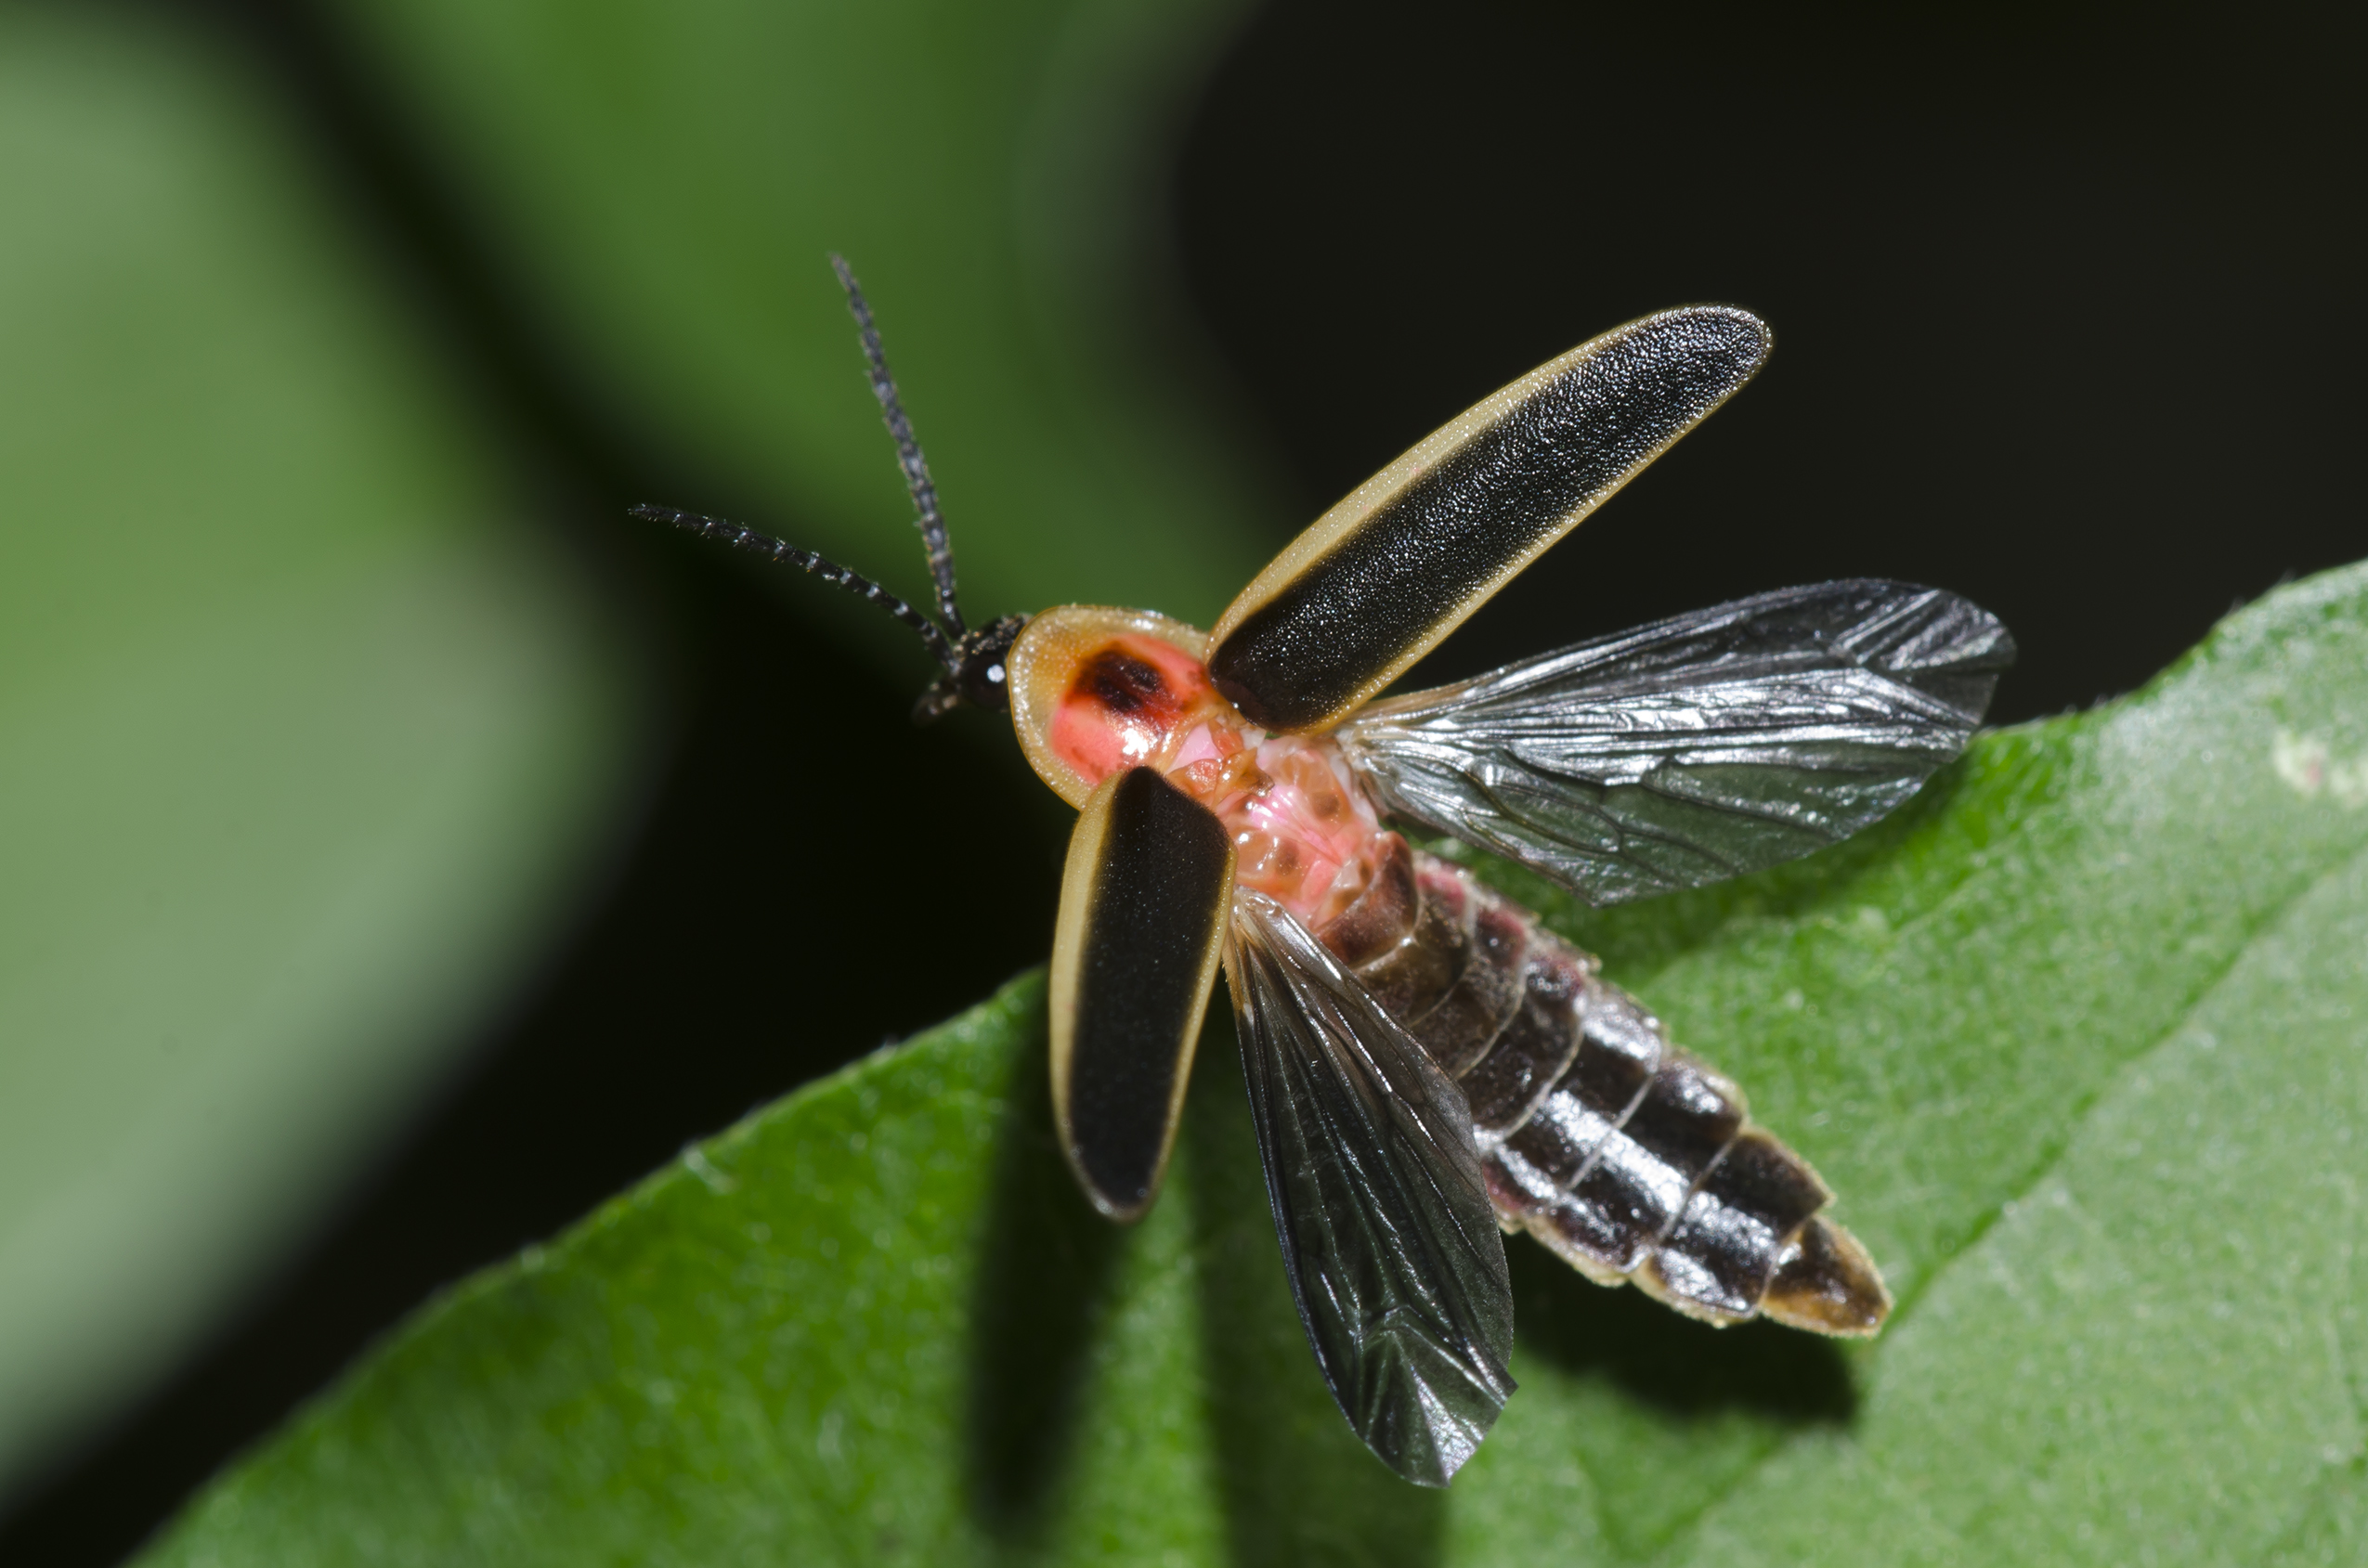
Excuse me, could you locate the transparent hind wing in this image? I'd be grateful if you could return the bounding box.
[1224,891,1516,1486]
[1335,580,2013,905]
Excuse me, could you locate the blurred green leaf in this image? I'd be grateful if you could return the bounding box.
[0,5,647,1496]
[138,564,2368,1562]
[3,0,1297,1507]
[332,0,1285,656]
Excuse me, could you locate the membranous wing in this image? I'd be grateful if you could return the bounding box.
[1225,891,1516,1486]
[1335,580,2014,905]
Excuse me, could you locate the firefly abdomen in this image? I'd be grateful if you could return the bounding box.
[1322,837,1887,1333]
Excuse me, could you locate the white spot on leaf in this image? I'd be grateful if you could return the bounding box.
[681,1146,736,1194]
[2272,729,2368,808]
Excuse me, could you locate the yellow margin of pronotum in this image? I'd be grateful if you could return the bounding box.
[1006,604,1211,809]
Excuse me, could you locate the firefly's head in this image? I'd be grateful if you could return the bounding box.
[914,611,1032,723]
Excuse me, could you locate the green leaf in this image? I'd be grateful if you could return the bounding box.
[137,563,2368,1563]
[0,5,647,1495]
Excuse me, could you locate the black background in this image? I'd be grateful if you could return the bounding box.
[6,0,2361,1560]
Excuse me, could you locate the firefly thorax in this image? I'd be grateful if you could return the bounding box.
[1004,606,1253,810]
[631,254,1024,723]
[1007,603,1385,930]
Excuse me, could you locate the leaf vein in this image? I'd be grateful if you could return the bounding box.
[1886,833,2368,1331]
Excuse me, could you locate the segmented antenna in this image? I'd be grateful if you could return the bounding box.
[631,504,960,673]
[829,253,966,639]
[631,261,1021,720]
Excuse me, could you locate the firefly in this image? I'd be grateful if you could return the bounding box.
[635,258,2011,1486]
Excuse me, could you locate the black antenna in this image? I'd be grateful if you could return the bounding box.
[830,253,966,639]
[631,504,960,673]
[632,258,1028,721]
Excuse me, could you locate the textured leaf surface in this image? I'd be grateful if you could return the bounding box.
[143,564,2368,1563]
[0,6,646,1496]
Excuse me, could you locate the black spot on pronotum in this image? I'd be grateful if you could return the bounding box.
[1078,647,1173,718]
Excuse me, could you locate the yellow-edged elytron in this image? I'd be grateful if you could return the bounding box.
[640,259,2012,1486]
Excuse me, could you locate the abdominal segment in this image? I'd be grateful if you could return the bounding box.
[1316,836,1891,1336]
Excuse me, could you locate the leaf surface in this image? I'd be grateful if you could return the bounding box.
[142,564,2368,1563]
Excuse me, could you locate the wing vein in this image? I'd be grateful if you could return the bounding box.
[1338,580,2011,904]
[1226,891,1517,1485]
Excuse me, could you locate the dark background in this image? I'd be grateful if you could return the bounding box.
[7,0,2361,1560]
